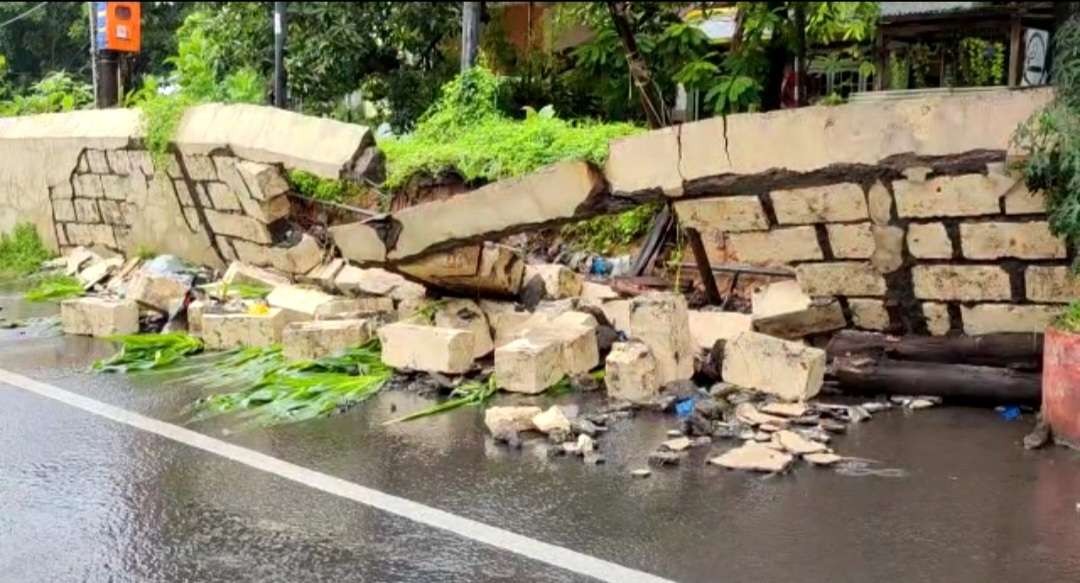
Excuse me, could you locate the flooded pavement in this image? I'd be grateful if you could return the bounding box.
[3,329,1080,582]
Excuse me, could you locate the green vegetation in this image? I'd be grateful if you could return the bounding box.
[384,375,498,425]
[135,245,157,261]
[202,281,272,300]
[286,169,364,203]
[1057,301,1080,333]
[561,203,660,255]
[1015,18,1080,264]
[188,342,391,427]
[0,70,93,116]
[380,68,641,189]
[0,223,52,278]
[23,275,84,302]
[93,333,205,373]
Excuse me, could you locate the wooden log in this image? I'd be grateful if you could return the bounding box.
[831,356,1041,403]
[827,330,1043,370]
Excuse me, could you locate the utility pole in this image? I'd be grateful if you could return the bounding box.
[461,2,480,72]
[273,2,287,108]
[88,1,98,105]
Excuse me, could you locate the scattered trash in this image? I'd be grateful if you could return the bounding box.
[999,406,1022,421]
[631,468,652,478]
[674,397,695,418]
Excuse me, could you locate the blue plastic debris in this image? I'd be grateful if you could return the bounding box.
[591,257,612,275]
[1000,406,1022,421]
[674,398,695,418]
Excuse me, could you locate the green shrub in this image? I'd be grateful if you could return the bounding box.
[1057,301,1080,333]
[0,223,52,277]
[286,169,363,203]
[380,68,642,189]
[23,275,84,302]
[561,203,660,255]
[0,72,93,117]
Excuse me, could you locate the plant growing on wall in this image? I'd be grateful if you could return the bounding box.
[1014,17,1080,266]
[958,37,1005,86]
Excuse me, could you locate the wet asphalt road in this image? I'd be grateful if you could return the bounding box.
[3,294,1080,582]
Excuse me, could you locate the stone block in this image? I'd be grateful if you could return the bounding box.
[99,174,129,201]
[1004,186,1047,214]
[751,280,810,318]
[894,173,1008,218]
[770,183,868,224]
[722,331,826,402]
[687,310,752,352]
[848,299,890,330]
[328,221,386,264]
[907,223,953,258]
[316,296,395,320]
[524,324,599,376]
[98,200,125,225]
[752,297,846,339]
[388,161,604,261]
[187,300,206,335]
[674,196,769,232]
[922,302,952,336]
[580,281,620,304]
[282,319,372,360]
[708,443,793,473]
[201,309,291,350]
[495,336,565,394]
[399,246,482,279]
[203,209,272,243]
[127,272,191,313]
[66,223,117,249]
[299,258,346,290]
[604,341,660,403]
[334,266,426,300]
[484,406,541,435]
[239,192,291,224]
[222,261,291,288]
[106,150,132,175]
[74,199,101,223]
[403,243,525,296]
[181,154,218,181]
[86,149,110,174]
[523,264,583,299]
[61,298,139,337]
[726,227,823,264]
[235,161,289,201]
[960,221,1066,259]
[604,126,683,197]
[867,181,893,225]
[51,183,74,201]
[532,406,572,435]
[961,303,1063,335]
[827,223,873,258]
[203,182,242,211]
[870,225,905,273]
[911,265,1012,301]
[54,200,76,222]
[74,174,104,198]
[232,236,323,277]
[1026,266,1080,303]
[378,323,475,374]
[487,309,532,348]
[266,284,350,319]
[602,299,632,334]
[434,299,494,358]
[795,262,886,297]
[628,292,695,384]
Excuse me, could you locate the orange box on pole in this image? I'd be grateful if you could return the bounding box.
[95,2,141,53]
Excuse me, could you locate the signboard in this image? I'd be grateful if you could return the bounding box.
[94,2,141,53]
[1022,28,1049,86]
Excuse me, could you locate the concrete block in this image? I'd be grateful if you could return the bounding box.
[222,261,291,288]
[722,331,826,402]
[282,319,373,360]
[524,264,583,299]
[236,160,289,200]
[922,302,952,336]
[495,336,565,394]
[524,324,599,376]
[870,225,905,273]
[299,258,346,290]
[378,323,475,374]
[752,297,846,339]
[61,298,139,337]
[907,222,953,258]
[770,183,868,224]
[334,266,426,300]
[894,173,1008,218]
[328,221,387,264]
[85,149,110,173]
[848,298,890,330]
[674,196,769,232]
[267,285,356,319]
[74,199,101,223]
[203,209,272,244]
[960,304,1063,335]
[532,406,572,435]
[601,299,631,334]
[484,406,541,435]
[604,126,683,196]
[628,292,695,384]
[580,281,620,304]
[795,262,886,297]
[203,182,242,211]
[187,300,206,335]
[960,221,1066,259]
[434,299,494,358]
[201,309,291,350]
[751,280,810,319]
[66,223,116,248]
[604,341,660,404]
[687,310,752,352]
[1026,266,1080,304]
[726,226,823,264]
[127,272,191,313]
[827,222,874,258]
[912,265,1012,301]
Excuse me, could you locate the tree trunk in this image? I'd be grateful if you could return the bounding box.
[831,356,1041,404]
[461,2,482,72]
[827,330,1044,370]
[605,1,667,128]
[760,1,788,112]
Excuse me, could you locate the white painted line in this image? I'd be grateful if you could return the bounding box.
[0,368,675,583]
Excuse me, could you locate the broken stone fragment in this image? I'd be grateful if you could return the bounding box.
[402,243,526,296]
[579,281,620,305]
[576,433,596,454]
[630,468,652,478]
[628,292,695,385]
[604,341,660,404]
[759,402,809,418]
[774,430,830,455]
[187,299,206,335]
[65,246,102,275]
[751,296,846,339]
[222,261,291,288]
[523,264,584,300]
[299,258,346,291]
[722,331,826,402]
[804,452,843,466]
[521,323,599,377]
[734,402,790,428]
[77,256,124,289]
[127,271,191,313]
[709,443,794,473]
[495,336,565,394]
[532,406,572,435]
[647,450,682,466]
[751,280,809,319]
[61,297,139,337]
[201,308,291,350]
[377,322,475,374]
[601,299,631,334]
[661,436,692,452]
[282,319,372,361]
[334,265,426,301]
[236,160,290,201]
[484,406,541,435]
[687,310,752,353]
[266,285,359,321]
[434,299,494,359]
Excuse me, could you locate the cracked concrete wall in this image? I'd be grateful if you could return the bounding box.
[0,104,376,272]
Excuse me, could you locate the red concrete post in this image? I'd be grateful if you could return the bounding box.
[1042,326,1080,448]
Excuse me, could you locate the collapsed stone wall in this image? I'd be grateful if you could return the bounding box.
[0,103,377,273]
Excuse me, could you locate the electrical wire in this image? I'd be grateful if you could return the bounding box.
[0,2,48,31]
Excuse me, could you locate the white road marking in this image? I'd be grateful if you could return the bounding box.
[0,368,675,583]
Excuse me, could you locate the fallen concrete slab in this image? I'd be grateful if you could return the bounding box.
[377,322,474,374]
[60,297,139,337]
[201,309,291,350]
[723,331,826,402]
[282,319,372,361]
[605,341,659,403]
